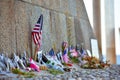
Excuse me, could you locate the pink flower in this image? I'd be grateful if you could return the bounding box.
[30,58,40,72]
[62,53,69,63]
[70,49,78,57]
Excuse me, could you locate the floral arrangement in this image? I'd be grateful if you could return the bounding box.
[81,56,110,69]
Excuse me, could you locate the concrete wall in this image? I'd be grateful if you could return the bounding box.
[0,0,95,57]
[104,0,116,64]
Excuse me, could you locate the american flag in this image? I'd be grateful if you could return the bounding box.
[32,14,43,48]
[80,47,86,57]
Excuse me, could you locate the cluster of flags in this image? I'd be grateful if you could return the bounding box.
[31,14,90,71]
[0,14,107,74]
[31,14,87,60]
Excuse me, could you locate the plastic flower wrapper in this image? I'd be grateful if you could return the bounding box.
[29,58,40,72]
[62,42,70,63]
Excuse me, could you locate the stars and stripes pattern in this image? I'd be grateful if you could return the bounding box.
[32,14,43,48]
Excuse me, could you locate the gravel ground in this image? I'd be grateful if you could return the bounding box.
[0,64,120,80]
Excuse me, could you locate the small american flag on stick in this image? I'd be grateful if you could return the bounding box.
[32,14,43,50]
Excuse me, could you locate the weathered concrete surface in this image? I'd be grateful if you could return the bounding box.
[0,0,95,56]
[74,18,95,50]
[60,0,69,14]
[15,1,32,57]
[75,0,89,19]
[0,0,16,56]
[68,0,77,16]
[66,16,76,46]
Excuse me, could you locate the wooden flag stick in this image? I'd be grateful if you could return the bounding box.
[33,45,39,61]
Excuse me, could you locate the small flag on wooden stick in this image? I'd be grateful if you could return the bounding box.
[32,14,43,60]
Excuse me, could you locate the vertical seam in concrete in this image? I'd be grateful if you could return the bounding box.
[14,0,18,54]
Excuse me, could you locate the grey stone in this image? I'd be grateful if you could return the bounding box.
[49,0,56,10]
[60,0,69,14]
[15,1,35,57]
[0,64,120,80]
[22,0,32,3]
[68,78,76,80]
[41,0,50,8]
[50,0,60,11]
[0,67,2,72]
[48,11,68,51]
[77,77,82,80]
[57,13,68,49]
[74,18,95,50]
[77,0,88,20]
[33,77,39,80]
[68,0,77,16]
[41,8,51,52]
[0,0,16,56]
[66,17,76,46]
[43,76,50,80]
[5,72,18,78]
